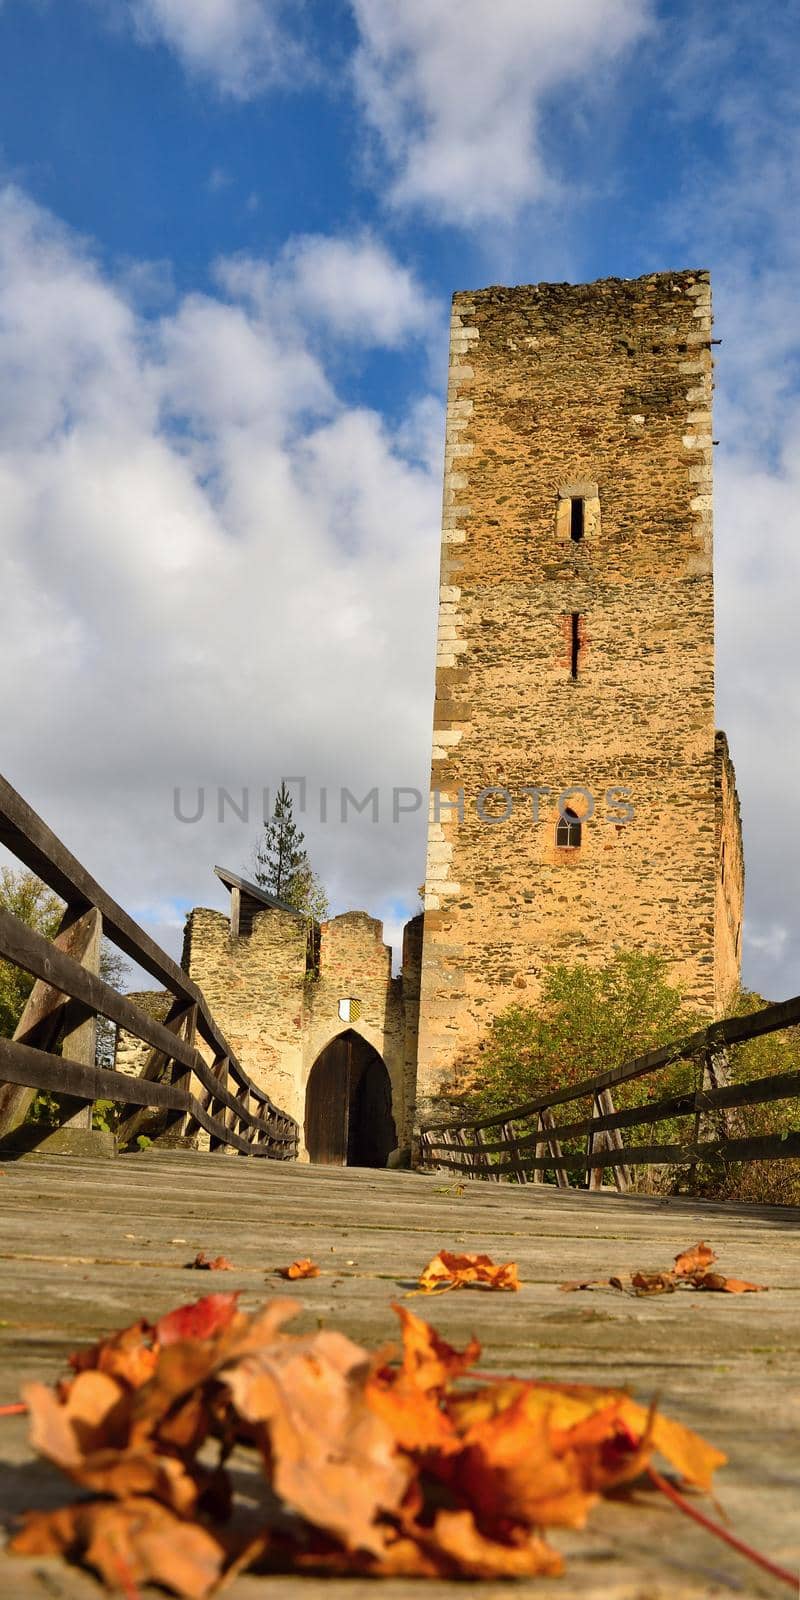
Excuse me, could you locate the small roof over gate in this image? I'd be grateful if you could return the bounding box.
[214,865,304,934]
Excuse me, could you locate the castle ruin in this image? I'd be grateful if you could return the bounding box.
[119,270,744,1161]
[415,271,743,1122]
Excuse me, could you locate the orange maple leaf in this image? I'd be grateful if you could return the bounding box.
[10,1291,758,1593]
[13,1499,225,1599]
[417,1250,520,1293]
[561,1242,767,1298]
[692,1271,767,1294]
[674,1241,716,1277]
[276,1258,320,1280]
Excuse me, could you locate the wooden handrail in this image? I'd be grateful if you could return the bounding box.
[421,999,800,1135]
[0,772,298,1157]
[419,993,800,1189]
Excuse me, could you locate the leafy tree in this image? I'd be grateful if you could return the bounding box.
[0,868,63,1037]
[694,987,800,1206]
[457,963,799,1202]
[252,782,329,920]
[452,953,706,1191]
[461,950,701,1123]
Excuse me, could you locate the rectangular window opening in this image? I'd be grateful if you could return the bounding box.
[570,497,584,542]
[570,612,581,679]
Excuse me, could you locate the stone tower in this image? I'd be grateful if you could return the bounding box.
[416,271,744,1119]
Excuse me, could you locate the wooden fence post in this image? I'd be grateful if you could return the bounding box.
[599,1087,631,1191]
[209,1057,231,1151]
[502,1120,527,1184]
[158,1003,198,1144]
[473,1126,497,1181]
[116,998,197,1150]
[55,908,102,1134]
[700,1044,737,1143]
[587,1095,604,1190]
[539,1107,571,1189]
[531,1113,547,1184]
[587,1089,631,1192]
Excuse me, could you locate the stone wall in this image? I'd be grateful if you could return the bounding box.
[182,904,308,1130]
[181,901,422,1155]
[417,270,740,1120]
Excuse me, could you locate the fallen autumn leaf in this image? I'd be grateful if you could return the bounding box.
[276,1258,320,1280]
[417,1250,520,1293]
[186,1253,234,1272]
[560,1241,767,1297]
[9,1290,793,1593]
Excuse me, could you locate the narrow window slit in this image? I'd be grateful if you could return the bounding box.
[570,612,581,679]
[570,497,584,542]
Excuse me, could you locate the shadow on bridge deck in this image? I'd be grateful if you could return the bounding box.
[0,1151,798,1597]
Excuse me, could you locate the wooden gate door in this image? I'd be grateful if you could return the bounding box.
[348,1053,396,1167]
[305,1031,396,1167]
[304,1035,350,1164]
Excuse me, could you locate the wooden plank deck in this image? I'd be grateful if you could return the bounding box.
[0,1151,798,1598]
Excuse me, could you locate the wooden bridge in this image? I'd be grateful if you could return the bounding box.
[1,1153,798,1597]
[0,773,798,1595]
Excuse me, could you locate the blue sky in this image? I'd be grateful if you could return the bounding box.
[1,0,799,999]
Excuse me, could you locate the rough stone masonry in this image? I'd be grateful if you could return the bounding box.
[120,271,744,1159]
[415,271,744,1124]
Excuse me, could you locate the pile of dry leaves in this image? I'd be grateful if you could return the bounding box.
[561,1241,768,1297]
[10,1289,732,1595]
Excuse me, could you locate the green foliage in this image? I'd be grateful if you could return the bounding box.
[136,1134,152,1150]
[465,950,701,1122]
[464,964,800,1203]
[0,868,129,1141]
[26,1091,60,1125]
[92,1099,119,1133]
[252,782,329,920]
[0,868,64,1037]
[692,988,800,1206]
[455,950,706,1187]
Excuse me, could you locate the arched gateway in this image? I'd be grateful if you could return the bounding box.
[304,1030,396,1167]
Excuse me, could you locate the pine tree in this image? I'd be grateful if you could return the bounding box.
[253,783,329,920]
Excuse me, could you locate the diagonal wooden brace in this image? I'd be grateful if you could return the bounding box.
[0,904,101,1141]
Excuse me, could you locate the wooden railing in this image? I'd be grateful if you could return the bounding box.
[0,773,299,1159]
[418,998,800,1189]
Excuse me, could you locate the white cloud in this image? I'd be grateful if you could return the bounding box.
[0,187,442,961]
[659,12,800,1000]
[350,0,651,223]
[277,233,437,348]
[216,232,438,351]
[121,0,302,97]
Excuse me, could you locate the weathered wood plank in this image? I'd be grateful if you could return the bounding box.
[0,1155,797,1598]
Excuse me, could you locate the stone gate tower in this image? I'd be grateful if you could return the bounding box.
[416,271,744,1119]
